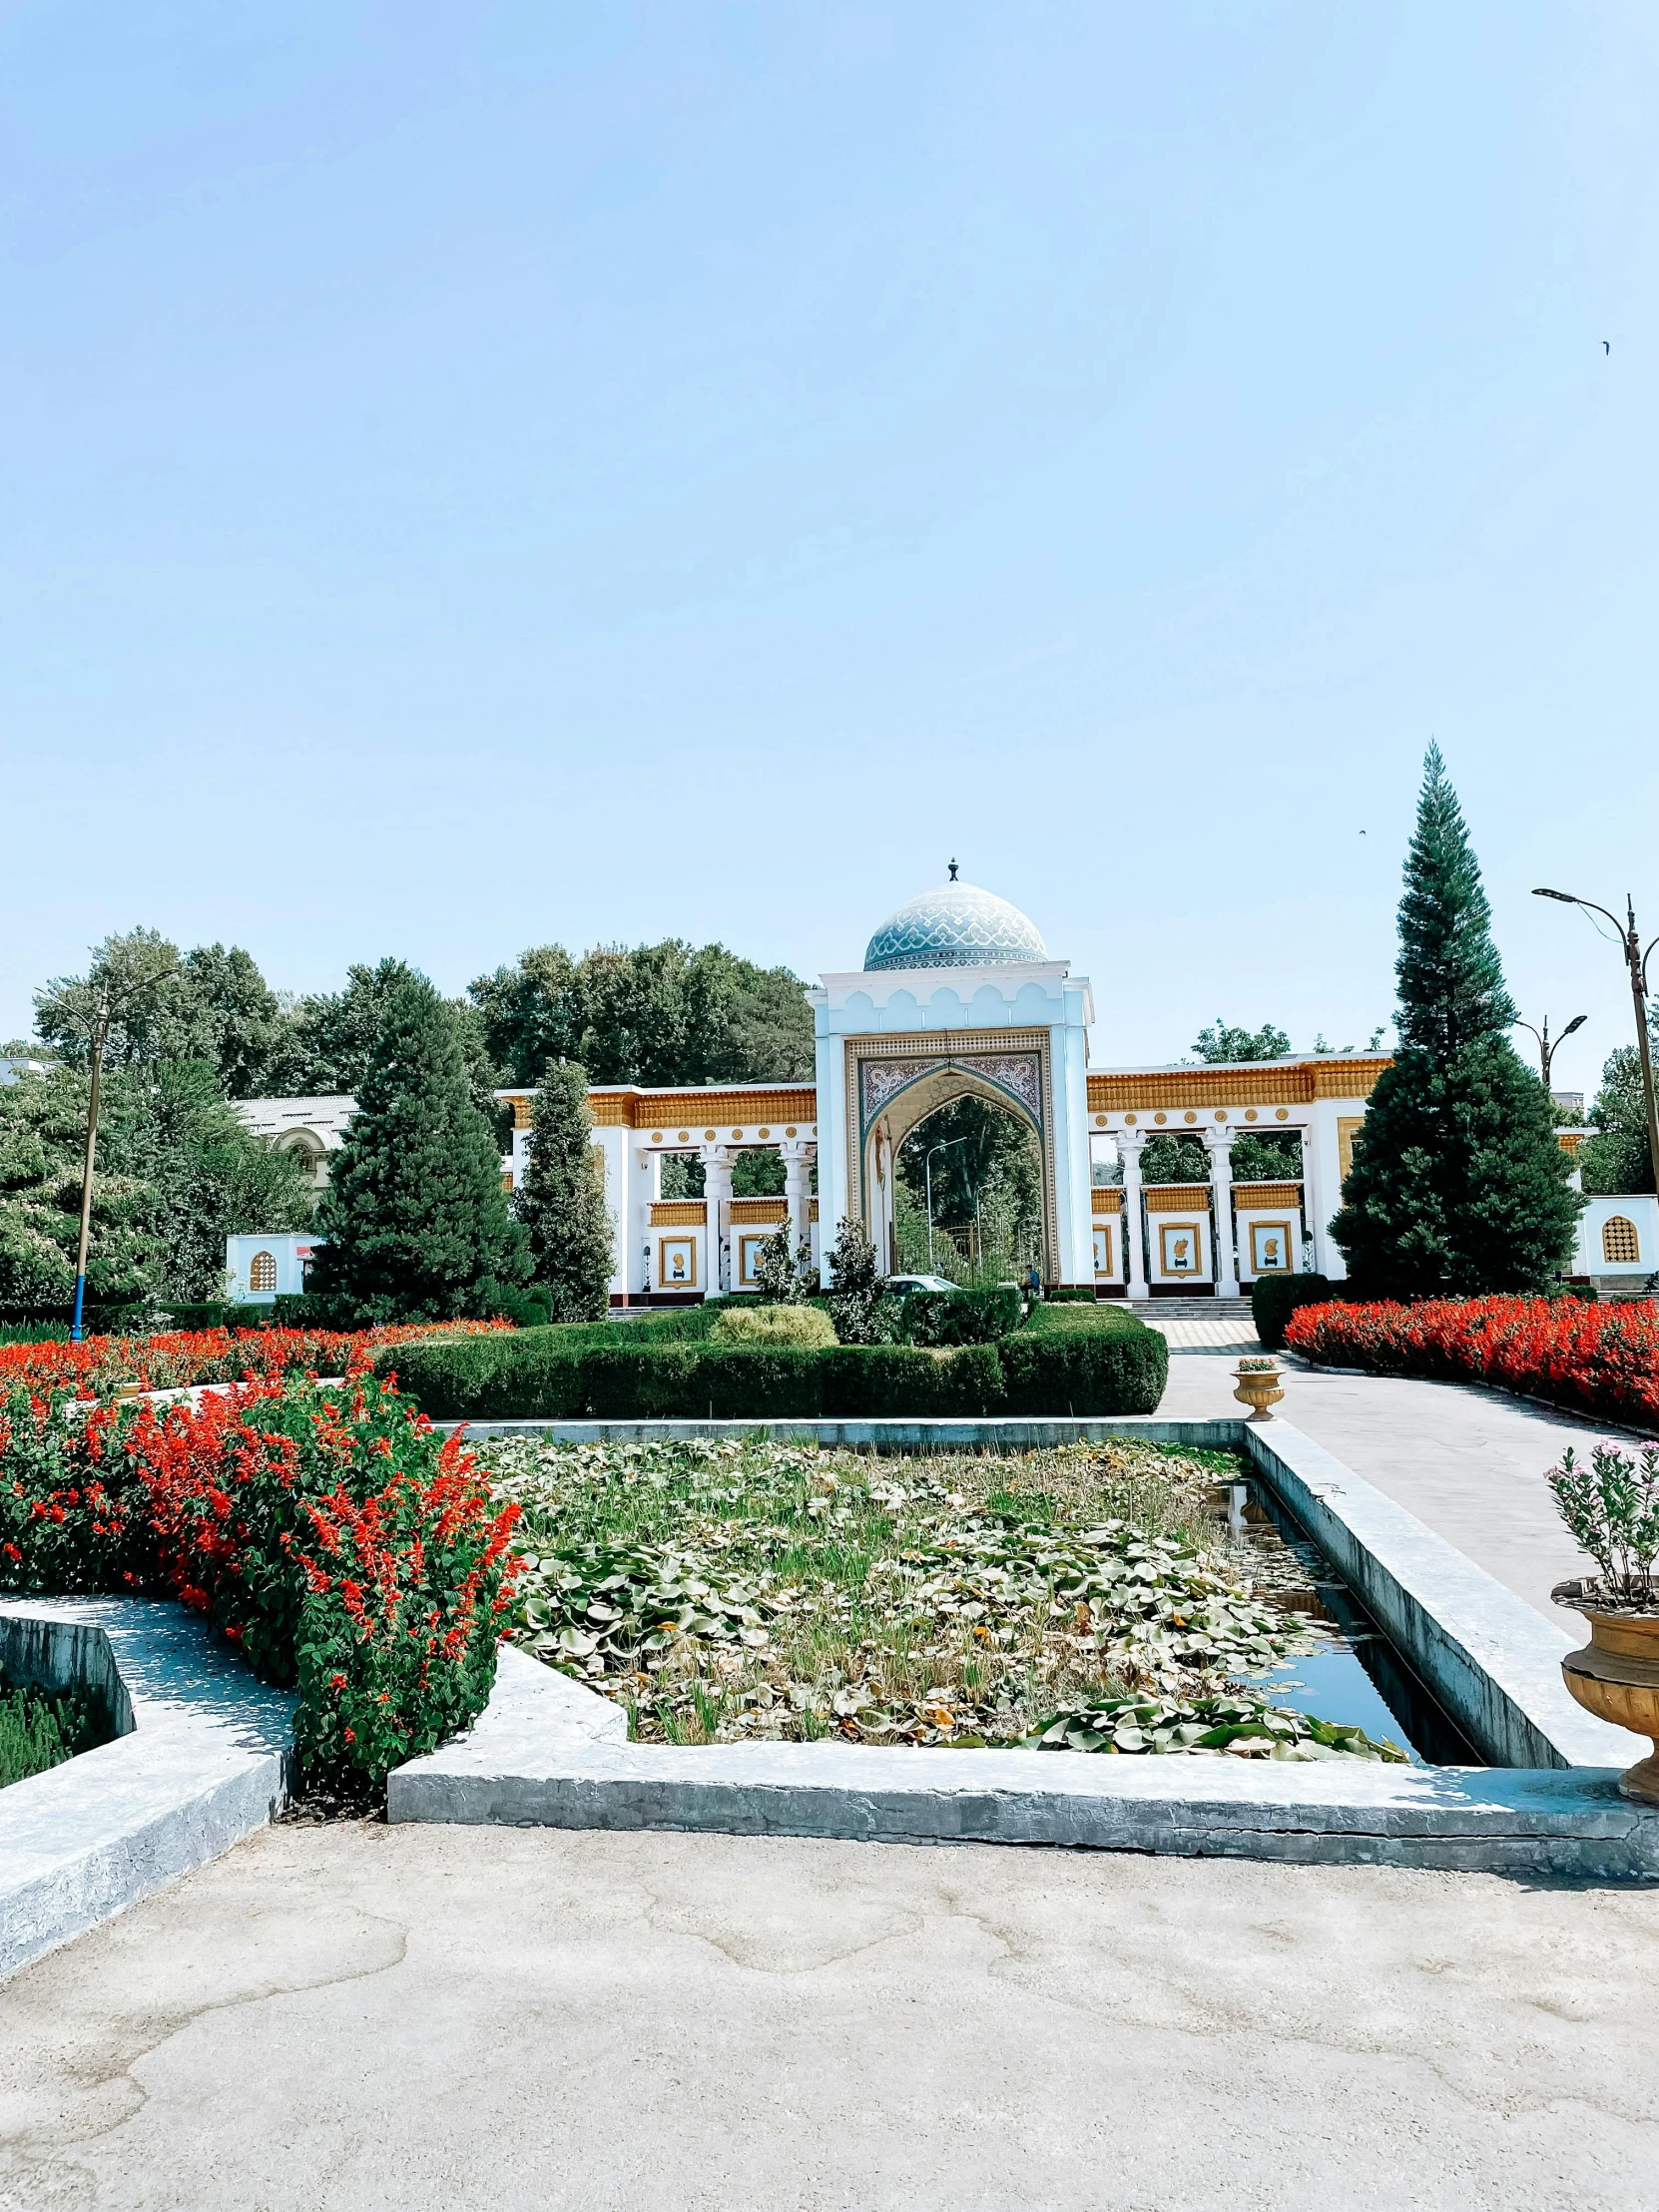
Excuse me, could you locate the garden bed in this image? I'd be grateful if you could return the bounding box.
[481,1433,1407,1761]
[1284,1296,1659,1430]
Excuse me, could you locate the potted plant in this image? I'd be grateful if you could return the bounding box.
[1232,1356,1285,1422]
[1548,1440,1659,1805]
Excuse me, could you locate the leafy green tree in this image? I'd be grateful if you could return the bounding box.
[271,959,500,1124]
[470,939,813,1087]
[895,1097,1038,1232]
[307,975,530,1323]
[1138,1133,1209,1184]
[34,931,289,1099]
[101,1062,314,1302]
[514,1061,614,1322]
[0,1062,311,1314]
[1579,1029,1658,1194]
[1192,1019,1292,1063]
[1229,1130,1303,1182]
[1331,748,1579,1295]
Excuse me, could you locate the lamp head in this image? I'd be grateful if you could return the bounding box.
[1532,887,1578,902]
[1561,1014,1589,1039]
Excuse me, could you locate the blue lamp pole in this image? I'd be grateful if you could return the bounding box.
[69,992,111,1344]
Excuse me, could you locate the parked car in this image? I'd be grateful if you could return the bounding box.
[883,1273,959,1296]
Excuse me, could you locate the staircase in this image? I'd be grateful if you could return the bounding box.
[1137,1297,1256,1323]
[1131,1296,1262,1353]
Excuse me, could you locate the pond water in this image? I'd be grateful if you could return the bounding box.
[1211,1478,1483,1767]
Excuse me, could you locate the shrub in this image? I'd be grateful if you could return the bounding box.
[712,1304,837,1350]
[997,1329,1168,1415]
[1283,1296,1659,1430]
[379,1327,1164,1420]
[0,1365,519,1790]
[1251,1275,1337,1351]
[901,1287,1022,1347]
[1046,1286,1098,1304]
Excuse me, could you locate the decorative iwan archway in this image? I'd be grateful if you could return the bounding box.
[854,1043,1056,1277]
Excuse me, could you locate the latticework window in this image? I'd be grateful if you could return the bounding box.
[1602,1216,1640,1265]
[249,1251,277,1293]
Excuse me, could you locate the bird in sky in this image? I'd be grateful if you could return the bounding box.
[1603,339,1611,353]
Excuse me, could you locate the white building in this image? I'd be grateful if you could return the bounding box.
[234,1096,355,1201]
[226,1231,321,1305]
[232,874,1648,1309]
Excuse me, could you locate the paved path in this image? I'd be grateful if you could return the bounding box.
[1162,1355,1610,1624]
[2,1821,1655,2211]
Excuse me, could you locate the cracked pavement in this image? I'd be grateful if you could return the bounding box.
[2,1822,1657,2209]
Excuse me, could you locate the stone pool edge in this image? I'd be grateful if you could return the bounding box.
[389,1421,1651,1876]
[0,1600,295,1981]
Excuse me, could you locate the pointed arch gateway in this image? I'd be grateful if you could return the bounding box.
[847,1032,1060,1278]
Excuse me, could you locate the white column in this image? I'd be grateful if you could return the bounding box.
[781,1140,815,1260]
[701,1144,734,1296]
[1205,1126,1241,1299]
[1119,1131,1149,1302]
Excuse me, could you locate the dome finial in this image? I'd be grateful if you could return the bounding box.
[947,857,958,881]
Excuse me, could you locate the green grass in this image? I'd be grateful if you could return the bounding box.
[482,1433,1379,1754]
[0,1674,107,1788]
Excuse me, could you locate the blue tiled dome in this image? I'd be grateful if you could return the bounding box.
[863,881,1047,972]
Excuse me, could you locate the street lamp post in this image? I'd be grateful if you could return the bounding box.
[923,1136,969,1273]
[69,992,111,1344]
[1533,888,1659,1193]
[1511,1011,1587,1094]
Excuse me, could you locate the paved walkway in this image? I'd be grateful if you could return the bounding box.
[1162,1355,1612,1624]
[2,1821,1655,2211]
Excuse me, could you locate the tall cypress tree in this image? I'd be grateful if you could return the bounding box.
[1331,748,1580,1296]
[308,971,530,1323]
[514,1060,614,1322]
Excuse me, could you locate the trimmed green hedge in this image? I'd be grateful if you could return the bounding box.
[376,1322,1167,1421]
[1251,1275,1338,1351]
[900,1286,1024,1346]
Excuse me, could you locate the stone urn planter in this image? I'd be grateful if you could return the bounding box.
[1553,1580,1659,1805]
[1232,1361,1285,1422]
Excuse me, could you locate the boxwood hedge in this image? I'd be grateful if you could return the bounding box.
[373,1319,1166,1420]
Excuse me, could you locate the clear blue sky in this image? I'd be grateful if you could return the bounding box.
[2,3,1654,1089]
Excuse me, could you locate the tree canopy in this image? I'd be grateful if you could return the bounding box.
[469,938,813,1088]
[1578,1027,1658,1195]
[0,1060,312,1316]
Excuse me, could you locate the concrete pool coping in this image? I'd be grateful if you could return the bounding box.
[389,1416,1654,1875]
[0,1599,294,1979]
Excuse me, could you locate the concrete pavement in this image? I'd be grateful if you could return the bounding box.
[2,1820,1657,2211]
[1161,1354,1615,1624]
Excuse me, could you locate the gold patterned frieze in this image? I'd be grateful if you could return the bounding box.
[729,1199,788,1224]
[1091,1188,1124,1214]
[1144,1185,1214,1215]
[1086,1058,1388,1114]
[1556,1130,1588,1154]
[649,1201,708,1227]
[586,1085,818,1130]
[1231,1183,1303,1209]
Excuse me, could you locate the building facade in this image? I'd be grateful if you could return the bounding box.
[232,875,1639,1307]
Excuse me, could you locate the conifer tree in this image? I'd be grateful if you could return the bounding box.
[514,1061,614,1322]
[307,971,530,1322]
[1331,748,1580,1296]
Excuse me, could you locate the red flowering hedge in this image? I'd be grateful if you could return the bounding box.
[1284,1296,1659,1432]
[0,1362,519,1788]
[0,1320,507,1400]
